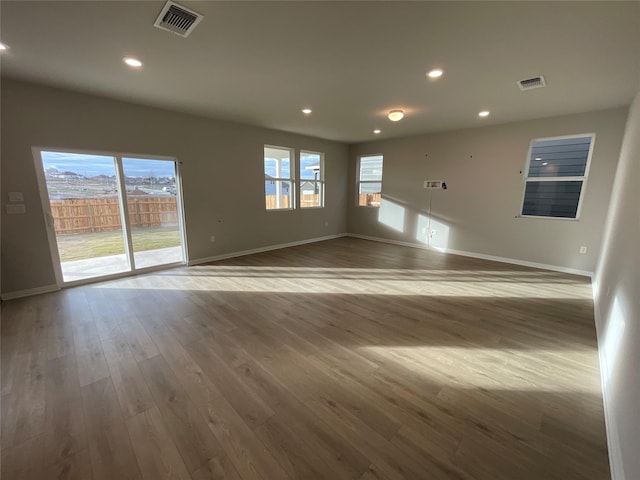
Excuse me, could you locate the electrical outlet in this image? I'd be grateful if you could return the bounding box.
[5,204,26,214]
[431,229,438,237]
[210,235,216,243]
[579,246,587,254]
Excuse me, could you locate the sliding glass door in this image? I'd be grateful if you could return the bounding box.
[122,157,184,269]
[35,149,186,285]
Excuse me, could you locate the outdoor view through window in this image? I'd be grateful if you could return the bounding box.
[358,154,383,206]
[39,151,184,283]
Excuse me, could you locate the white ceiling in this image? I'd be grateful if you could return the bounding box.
[1,1,639,143]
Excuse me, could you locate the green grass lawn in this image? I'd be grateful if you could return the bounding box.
[56,226,181,261]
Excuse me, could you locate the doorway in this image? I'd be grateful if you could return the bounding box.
[34,149,187,285]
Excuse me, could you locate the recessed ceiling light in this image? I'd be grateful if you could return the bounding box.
[302,108,312,114]
[123,57,143,68]
[535,157,542,161]
[0,43,9,52]
[373,129,381,134]
[542,162,549,166]
[388,110,404,122]
[427,69,443,78]
[478,110,490,117]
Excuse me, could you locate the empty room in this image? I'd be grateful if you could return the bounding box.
[1,1,639,479]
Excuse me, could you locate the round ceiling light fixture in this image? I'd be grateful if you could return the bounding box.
[427,69,443,78]
[478,110,490,117]
[0,42,9,52]
[123,57,143,68]
[388,110,404,122]
[373,129,381,134]
[302,108,312,114]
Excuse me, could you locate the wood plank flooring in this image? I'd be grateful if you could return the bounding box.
[1,237,611,479]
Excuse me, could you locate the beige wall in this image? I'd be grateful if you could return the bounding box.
[593,90,640,480]
[1,79,348,295]
[348,108,628,273]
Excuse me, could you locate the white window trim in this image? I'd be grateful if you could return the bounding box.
[357,153,384,208]
[264,145,296,211]
[31,146,189,287]
[299,150,325,209]
[519,133,595,221]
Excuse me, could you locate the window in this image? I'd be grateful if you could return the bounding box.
[299,151,324,208]
[264,146,294,210]
[357,154,383,207]
[34,149,186,285]
[521,135,594,219]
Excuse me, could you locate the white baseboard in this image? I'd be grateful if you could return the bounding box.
[591,280,624,480]
[189,233,347,266]
[1,284,60,301]
[347,233,593,277]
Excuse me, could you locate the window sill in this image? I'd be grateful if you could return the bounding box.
[517,214,580,221]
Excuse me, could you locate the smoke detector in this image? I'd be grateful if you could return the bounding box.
[518,75,546,91]
[154,1,203,38]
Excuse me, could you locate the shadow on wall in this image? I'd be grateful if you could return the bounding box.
[377,195,451,251]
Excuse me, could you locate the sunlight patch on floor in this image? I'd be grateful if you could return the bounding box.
[92,264,593,300]
[360,345,602,393]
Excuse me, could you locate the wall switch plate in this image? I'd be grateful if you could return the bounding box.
[579,246,588,254]
[8,192,24,202]
[6,204,26,214]
[210,235,216,243]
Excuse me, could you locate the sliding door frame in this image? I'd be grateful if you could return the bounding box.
[32,146,189,288]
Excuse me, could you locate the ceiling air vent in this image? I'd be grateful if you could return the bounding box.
[154,1,203,38]
[518,75,546,91]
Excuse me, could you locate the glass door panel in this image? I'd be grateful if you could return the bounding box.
[40,151,130,282]
[122,157,184,269]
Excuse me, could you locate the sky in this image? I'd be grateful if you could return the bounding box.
[264,153,319,179]
[42,150,318,179]
[41,151,176,178]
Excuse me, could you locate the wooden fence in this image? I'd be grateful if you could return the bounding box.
[52,193,329,235]
[265,194,321,209]
[50,197,179,235]
[265,193,381,208]
[358,193,381,207]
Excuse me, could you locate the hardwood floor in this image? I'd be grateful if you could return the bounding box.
[1,237,610,479]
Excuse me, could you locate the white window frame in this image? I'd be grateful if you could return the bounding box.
[31,146,188,288]
[357,154,384,208]
[264,145,295,211]
[519,133,595,220]
[299,150,324,209]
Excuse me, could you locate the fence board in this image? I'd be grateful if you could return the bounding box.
[50,197,179,235]
[358,193,381,207]
[264,194,321,209]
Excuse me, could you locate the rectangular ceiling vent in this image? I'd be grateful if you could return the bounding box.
[154,1,203,38]
[518,75,546,91]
